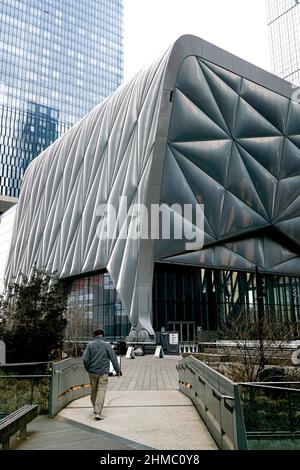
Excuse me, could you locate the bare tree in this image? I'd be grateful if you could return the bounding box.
[220,313,296,382]
[64,306,88,357]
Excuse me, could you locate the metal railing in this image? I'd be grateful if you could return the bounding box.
[239,382,300,437]
[0,359,91,418]
[0,363,52,417]
[177,355,248,450]
[48,358,91,417]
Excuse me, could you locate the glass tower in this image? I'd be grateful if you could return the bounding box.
[0,0,123,199]
[266,0,300,85]
[0,205,15,291]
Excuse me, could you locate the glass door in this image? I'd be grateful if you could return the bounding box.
[168,321,196,342]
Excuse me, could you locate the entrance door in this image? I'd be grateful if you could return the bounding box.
[168,321,196,342]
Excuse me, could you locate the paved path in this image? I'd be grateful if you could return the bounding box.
[10,415,151,450]
[11,355,217,450]
[59,356,217,450]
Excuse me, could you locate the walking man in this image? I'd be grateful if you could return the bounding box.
[83,329,122,420]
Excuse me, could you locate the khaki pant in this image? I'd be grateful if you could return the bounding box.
[89,373,108,415]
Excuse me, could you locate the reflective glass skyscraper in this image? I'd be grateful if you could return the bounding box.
[266,0,300,85]
[0,0,123,200]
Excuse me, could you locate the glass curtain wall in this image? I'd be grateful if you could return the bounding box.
[67,271,130,341]
[0,0,124,197]
[266,0,300,85]
[0,205,16,291]
[153,263,300,336]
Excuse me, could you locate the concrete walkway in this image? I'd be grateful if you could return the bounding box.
[59,356,217,450]
[10,414,150,450]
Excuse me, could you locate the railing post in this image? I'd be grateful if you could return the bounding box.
[48,362,55,417]
[287,390,294,435]
[233,384,248,450]
[30,378,34,405]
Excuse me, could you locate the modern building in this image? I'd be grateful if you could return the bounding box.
[0,0,123,206]
[266,0,300,85]
[0,205,15,292]
[5,35,300,345]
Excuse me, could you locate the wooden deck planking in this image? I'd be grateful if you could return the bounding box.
[107,356,179,391]
[134,364,146,390]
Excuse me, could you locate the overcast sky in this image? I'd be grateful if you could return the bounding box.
[124,0,271,81]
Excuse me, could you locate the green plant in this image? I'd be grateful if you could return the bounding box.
[0,268,68,362]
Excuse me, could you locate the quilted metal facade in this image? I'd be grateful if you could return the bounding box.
[158,55,300,275]
[6,35,300,339]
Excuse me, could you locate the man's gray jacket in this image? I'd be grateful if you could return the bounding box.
[82,337,120,375]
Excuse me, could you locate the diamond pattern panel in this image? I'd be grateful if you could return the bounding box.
[159,56,300,274]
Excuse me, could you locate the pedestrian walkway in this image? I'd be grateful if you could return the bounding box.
[59,356,217,450]
[11,355,217,450]
[10,414,151,450]
[107,355,179,391]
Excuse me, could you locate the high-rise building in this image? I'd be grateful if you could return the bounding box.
[0,0,123,203]
[266,0,300,85]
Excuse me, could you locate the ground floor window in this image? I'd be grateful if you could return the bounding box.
[65,272,130,342]
[153,263,300,340]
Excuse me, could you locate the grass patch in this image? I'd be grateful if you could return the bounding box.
[0,377,50,416]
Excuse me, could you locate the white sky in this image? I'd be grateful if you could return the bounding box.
[124,0,271,81]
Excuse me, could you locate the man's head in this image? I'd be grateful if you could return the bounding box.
[94,329,104,338]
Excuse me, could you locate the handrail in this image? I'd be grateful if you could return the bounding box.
[239,383,300,393]
[247,431,300,437]
[0,362,52,367]
[178,356,248,450]
[0,375,51,379]
[239,381,300,385]
[54,363,84,374]
[198,341,300,350]
[187,364,235,401]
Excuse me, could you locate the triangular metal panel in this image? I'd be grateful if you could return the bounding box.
[171,147,226,238]
[170,139,231,186]
[224,237,265,267]
[270,257,300,274]
[176,56,230,134]
[287,135,300,149]
[237,144,277,219]
[169,89,229,142]
[275,195,300,222]
[161,146,199,208]
[263,235,300,269]
[237,136,284,177]
[240,78,289,133]
[219,191,268,239]
[200,59,242,93]
[226,144,269,219]
[199,60,240,135]
[159,248,215,266]
[280,138,300,179]
[274,176,300,220]
[286,100,300,136]
[274,217,300,246]
[214,245,256,271]
[235,97,282,139]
